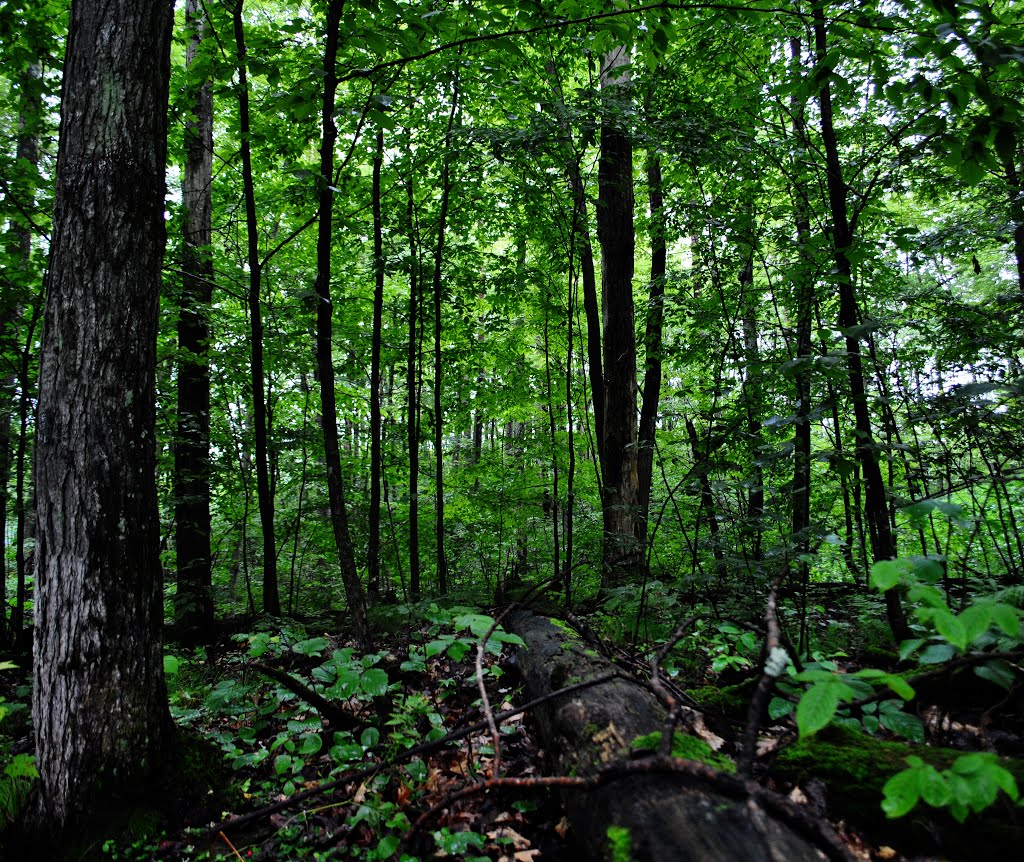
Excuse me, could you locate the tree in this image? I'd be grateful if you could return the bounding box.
[597,45,640,586]
[30,0,175,838]
[174,0,216,642]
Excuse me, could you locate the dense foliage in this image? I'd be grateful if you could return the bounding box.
[1,0,1024,858]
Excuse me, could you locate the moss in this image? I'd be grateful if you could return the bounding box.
[605,824,633,862]
[631,731,735,773]
[689,679,756,721]
[772,725,1024,860]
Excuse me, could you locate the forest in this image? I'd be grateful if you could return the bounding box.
[1,0,1023,859]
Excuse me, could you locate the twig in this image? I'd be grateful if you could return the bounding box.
[252,661,360,730]
[649,615,697,755]
[218,831,245,861]
[474,602,520,777]
[739,571,787,777]
[209,669,621,837]
[403,754,855,862]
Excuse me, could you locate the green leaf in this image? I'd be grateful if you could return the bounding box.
[898,638,925,661]
[298,733,323,755]
[768,697,794,720]
[374,835,400,859]
[360,668,390,697]
[164,655,181,676]
[919,642,956,664]
[361,726,380,749]
[918,763,952,807]
[931,609,968,651]
[974,659,1015,691]
[796,680,851,738]
[882,764,923,818]
[870,560,904,591]
[958,604,994,644]
[293,637,330,657]
[990,603,1020,636]
[879,706,925,742]
[425,638,451,658]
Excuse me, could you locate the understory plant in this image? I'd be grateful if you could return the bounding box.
[782,553,1024,822]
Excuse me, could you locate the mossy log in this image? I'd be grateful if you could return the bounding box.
[507,611,835,862]
[773,725,1024,860]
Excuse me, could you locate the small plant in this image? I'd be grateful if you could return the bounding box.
[882,753,1020,821]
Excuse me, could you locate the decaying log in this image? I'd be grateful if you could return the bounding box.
[508,610,836,862]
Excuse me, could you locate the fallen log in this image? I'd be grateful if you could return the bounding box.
[507,610,841,862]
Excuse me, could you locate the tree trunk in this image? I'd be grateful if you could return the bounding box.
[0,59,41,644]
[233,0,279,615]
[637,149,667,550]
[31,0,175,838]
[405,176,422,599]
[597,47,640,586]
[174,0,215,642]
[369,125,385,596]
[812,2,909,642]
[312,0,371,649]
[508,611,843,862]
[431,80,459,596]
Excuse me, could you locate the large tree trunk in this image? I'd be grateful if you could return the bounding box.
[31,0,175,838]
[508,611,842,862]
[597,47,640,586]
[174,0,215,642]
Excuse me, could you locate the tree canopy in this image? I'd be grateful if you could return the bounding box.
[1,0,1024,858]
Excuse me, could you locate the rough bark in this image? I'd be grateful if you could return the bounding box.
[508,611,835,862]
[597,47,640,586]
[31,0,175,837]
[174,0,215,642]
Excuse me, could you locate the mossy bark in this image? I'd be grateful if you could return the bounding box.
[509,611,829,862]
[772,725,1024,860]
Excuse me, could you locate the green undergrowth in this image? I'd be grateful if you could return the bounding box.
[773,725,1024,859]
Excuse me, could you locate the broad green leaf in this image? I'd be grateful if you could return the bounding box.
[360,668,390,697]
[870,560,904,592]
[796,680,851,738]
[931,609,967,651]
[957,604,993,644]
[298,733,322,755]
[882,766,923,818]
[990,603,1020,636]
[918,642,956,664]
[879,707,925,743]
[768,696,794,720]
[974,659,1015,691]
[292,637,330,657]
[918,763,952,807]
[164,655,181,676]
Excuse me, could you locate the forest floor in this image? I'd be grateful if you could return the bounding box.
[2,605,1022,860]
